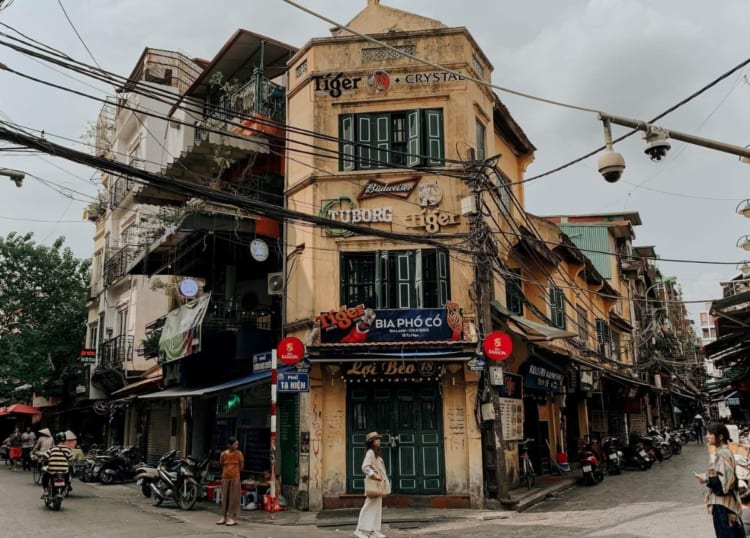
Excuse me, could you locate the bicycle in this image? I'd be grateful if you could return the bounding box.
[518,438,536,489]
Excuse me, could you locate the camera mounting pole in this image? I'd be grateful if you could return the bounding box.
[598,113,750,161]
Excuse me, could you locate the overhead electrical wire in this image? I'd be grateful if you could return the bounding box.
[0,59,744,267]
[281,0,750,185]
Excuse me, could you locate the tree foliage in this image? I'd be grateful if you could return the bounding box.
[0,233,90,398]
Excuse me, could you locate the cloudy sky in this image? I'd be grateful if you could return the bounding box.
[1,0,749,324]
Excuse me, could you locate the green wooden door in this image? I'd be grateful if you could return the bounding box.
[347,383,444,495]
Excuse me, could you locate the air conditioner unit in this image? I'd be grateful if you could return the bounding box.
[268,272,284,295]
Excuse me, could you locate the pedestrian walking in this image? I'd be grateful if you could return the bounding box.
[354,432,391,538]
[21,426,35,471]
[695,415,706,445]
[3,428,22,471]
[216,437,243,527]
[696,422,746,537]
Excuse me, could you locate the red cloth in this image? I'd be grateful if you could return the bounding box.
[8,447,21,459]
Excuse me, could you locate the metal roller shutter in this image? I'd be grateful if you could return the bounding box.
[146,401,172,465]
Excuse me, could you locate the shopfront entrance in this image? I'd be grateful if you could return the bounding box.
[347,383,444,495]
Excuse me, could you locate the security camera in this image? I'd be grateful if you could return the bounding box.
[643,126,671,162]
[9,173,23,188]
[598,149,626,183]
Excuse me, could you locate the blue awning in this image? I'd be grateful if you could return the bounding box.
[140,368,289,400]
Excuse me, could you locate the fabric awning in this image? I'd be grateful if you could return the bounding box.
[0,403,42,416]
[111,376,163,396]
[491,301,577,341]
[140,368,283,400]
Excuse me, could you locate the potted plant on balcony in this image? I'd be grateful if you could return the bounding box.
[140,331,161,359]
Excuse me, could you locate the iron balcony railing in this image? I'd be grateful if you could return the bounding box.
[195,72,286,144]
[104,245,139,286]
[97,335,134,371]
[204,298,274,331]
[109,175,134,209]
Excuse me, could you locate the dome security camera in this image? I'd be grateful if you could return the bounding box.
[644,127,671,161]
[598,149,626,183]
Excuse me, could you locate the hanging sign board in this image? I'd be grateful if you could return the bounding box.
[277,337,305,365]
[483,331,513,361]
[253,351,272,373]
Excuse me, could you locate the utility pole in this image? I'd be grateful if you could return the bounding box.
[466,155,510,500]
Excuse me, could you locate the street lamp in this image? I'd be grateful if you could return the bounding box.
[0,167,24,187]
[737,235,750,252]
[737,261,750,275]
[736,200,750,218]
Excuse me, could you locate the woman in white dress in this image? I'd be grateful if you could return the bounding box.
[355,432,390,538]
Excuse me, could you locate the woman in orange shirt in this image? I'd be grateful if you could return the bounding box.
[217,437,244,526]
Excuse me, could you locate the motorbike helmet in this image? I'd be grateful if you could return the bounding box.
[54,432,66,443]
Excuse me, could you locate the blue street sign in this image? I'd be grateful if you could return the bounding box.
[253,351,272,373]
[277,372,310,393]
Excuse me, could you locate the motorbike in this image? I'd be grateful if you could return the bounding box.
[578,436,604,485]
[135,457,169,498]
[623,437,652,471]
[660,428,683,456]
[601,435,624,475]
[630,432,663,463]
[81,445,118,482]
[644,428,672,461]
[151,450,208,511]
[95,445,140,484]
[42,472,68,511]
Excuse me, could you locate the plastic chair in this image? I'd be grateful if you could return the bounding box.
[213,488,222,505]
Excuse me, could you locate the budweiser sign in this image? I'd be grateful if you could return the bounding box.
[357,177,420,201]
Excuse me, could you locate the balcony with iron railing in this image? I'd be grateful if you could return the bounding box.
[194,72,286,144]
[104,245,139,286]
[96,335,134,371]
[109,175,134,209]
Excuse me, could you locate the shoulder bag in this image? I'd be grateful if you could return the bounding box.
[364,474,386,498]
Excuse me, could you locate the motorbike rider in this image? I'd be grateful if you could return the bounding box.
[41,433,72,498]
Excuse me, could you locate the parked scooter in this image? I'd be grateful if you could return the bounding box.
[624,435,653,470]
[135,454,176,498]
[151,450,208,511]
[645,427,673,460]
[601,436,624,475]
[97,445,140,484]
[41,472,68,511]
[578,436,604,485]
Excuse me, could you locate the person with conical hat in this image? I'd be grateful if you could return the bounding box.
[32,428,54,454]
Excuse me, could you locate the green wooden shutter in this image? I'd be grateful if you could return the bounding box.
[424,109,444,166]
[340,114,355,171]
[397,252,413,308]
[415,249,424,308]
[406,110,421,168]
[550,286,566,329]
[438,250,449,306]
[357,115,374,169]
[506,269,523,315]
[375,250,384,308]
[375,114,390,169]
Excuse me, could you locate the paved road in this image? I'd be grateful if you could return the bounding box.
[402,442,716,537]
[0,443,716,537]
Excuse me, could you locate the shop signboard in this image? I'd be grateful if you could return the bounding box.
[316,303,465,344]
[79,349,96,364]
[522,355,564,393]
[277,372,309,393]
[483,331,512,361]
[278,337,305,365]
[345,361,442,382]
